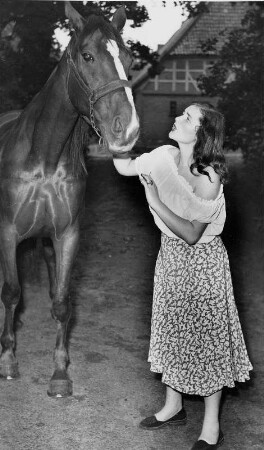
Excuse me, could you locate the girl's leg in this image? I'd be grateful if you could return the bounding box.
[198,389,222,444]
[155,385,183,421]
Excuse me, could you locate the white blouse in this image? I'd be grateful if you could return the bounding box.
[135,145,226,244]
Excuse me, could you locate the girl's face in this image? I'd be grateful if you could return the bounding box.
[169,105,202,144]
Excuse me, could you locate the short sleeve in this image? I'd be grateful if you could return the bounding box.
[135,145,175,178]
[183,190,226,224]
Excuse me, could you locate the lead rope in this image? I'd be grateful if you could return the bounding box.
[81,92,106,148]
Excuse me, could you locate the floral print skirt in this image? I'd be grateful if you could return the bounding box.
[148,234,253,396]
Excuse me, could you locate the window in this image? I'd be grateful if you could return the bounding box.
[149,59,216,94]
[169,101,177,117]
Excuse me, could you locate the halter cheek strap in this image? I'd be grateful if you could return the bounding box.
[66,47,132,144]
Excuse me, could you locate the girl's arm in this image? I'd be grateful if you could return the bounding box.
[113,157,137,176]
[141,174,207,245]
[151,198,207,245]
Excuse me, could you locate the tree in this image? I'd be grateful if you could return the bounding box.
[198,2,264,160]
[0,1,64,111]
[0,1,150,113]
[127,1,208,72]
[0,1,207,112]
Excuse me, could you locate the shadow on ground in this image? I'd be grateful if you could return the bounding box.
[0,153,263,450]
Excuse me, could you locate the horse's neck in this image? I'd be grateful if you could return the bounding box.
[16,60,78,171]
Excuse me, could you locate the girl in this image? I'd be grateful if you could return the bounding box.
[113,103,252,449]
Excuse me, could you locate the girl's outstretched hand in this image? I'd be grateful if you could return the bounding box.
[140,173,160,207]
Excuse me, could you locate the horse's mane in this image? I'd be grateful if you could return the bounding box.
[68,117,90,178]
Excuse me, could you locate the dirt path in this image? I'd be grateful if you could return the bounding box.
[0,154,263,450]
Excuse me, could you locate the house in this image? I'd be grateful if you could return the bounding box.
[132,1,248,151]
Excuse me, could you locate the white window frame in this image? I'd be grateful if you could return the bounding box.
[150,59,215,93]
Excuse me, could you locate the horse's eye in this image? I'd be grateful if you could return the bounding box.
[82,52,94,62]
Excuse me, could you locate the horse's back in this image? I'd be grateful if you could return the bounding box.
[0,110,21,144]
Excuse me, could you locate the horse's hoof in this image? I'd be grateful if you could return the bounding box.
[47,378,73,397]
[0,362,19,379]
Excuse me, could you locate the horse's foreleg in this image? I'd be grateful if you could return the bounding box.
[47,223,79,397]
[0,231,20,378]
[42,237,56,300]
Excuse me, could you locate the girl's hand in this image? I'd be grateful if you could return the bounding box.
[140,173,160,207]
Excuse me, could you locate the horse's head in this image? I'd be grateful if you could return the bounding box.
[65,2,140,155]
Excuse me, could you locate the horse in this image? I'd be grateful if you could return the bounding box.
[0,2,139,397]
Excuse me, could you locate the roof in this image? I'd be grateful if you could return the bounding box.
[132,1,248,89]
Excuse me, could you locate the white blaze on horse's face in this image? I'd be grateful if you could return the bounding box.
[106,40,138,141]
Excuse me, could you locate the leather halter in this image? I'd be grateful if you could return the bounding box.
[66,47,132,144]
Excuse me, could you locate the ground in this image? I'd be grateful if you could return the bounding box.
[0,153,263,450]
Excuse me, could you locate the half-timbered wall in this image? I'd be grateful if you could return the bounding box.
[134,56,217,150]
[144,58,216,94]
[132,2,248,152]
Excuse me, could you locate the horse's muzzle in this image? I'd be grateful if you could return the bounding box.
[107,127,140,156]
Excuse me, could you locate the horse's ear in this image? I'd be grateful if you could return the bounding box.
[111,6,126,32]
[65,1,85,33]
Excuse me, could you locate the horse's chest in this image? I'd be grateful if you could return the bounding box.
[2,178,85,239]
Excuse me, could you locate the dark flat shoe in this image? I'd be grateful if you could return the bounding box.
[191,430,224,449]
[139,408,187,430]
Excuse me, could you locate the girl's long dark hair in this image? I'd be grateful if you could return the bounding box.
[190,103,228,184]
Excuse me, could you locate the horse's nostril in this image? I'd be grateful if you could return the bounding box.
[112,116,123,134]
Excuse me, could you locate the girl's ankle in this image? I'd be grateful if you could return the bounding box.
[155,404,182,421]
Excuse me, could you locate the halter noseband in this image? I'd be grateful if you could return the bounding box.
[66,47,132,145]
